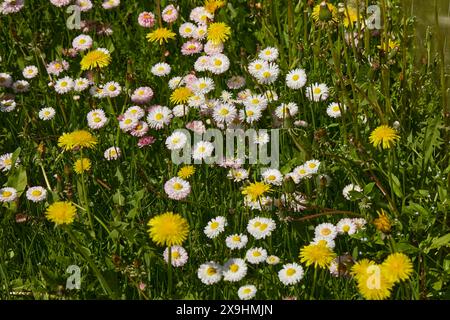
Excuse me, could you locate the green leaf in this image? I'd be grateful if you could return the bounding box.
[429,233,450,251]
[364,182,376,195]
[390,173,403,198]
[7,166,27,195]
[422,117,442,168]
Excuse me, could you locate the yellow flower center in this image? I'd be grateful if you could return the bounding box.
[253,251,261,257]
[214,59,223,66]
[210,222,219,229]
[198,146,206,153]
[207,267,217,276]
[4,158,12,165]
[255,64,262,70]
[219,108,229,116]
[292,75,300,81]
[185,27,192,33]
[246,110,254,116]
[321,228,331,236]
[2,191,12,197]
[286,268,296,276]
[251,99,259,104]
[229,264,239,272]
[79,39,86,44]
[124,119,133,125]
[259,223,268,231]
[333,106,340,112]
[262,71,271,78]
[267,175,276,181]
[232,235,241,242]
[313,87,322,94]
[173,182,183,191]
[108,85,116,91]
[155,113,163,120]
[343,225,350,233]
[172,251,180,259]
[31,190,42,197]
[243,288,251,294]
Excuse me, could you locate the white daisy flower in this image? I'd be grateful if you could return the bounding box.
[168,76,184,90]
[38,107,56,121]
[264,89,278,102]
[104,146,121,160]
[22,65,38,79]
[0,99,16,112]
[0,187,17,203]
[208,54,230,74]
[227,76,246,90]
[54,77,73,94]
[131,86,153,104]
[124,106,145,119]
[197,261,222,285]
[164,177,191,200]
[87,109,108,130]
[0,153,20,172]
[192,77,214,95]
[278,263,304,286]
[130,121,149,137]
[239,105,262,124]
[12,80,30,93]
[194,55,211,72]
[275,102,298,119]
[248,59,268,77]
[244,196,272,211]
[213,103,237,124]
[306,83,329,102]
[0,73,13,87]
[179,22,196,38]
[73,77,90,92]
[220,90,234,103]
[327,102,345,118]
[342,183,363,200]
[352,218,367,230]
[204,41,224,55]
[172,104,189,117]
[336,218,357,235]
[255,62,279,84]
[147,106,172,129]
[165,131,188,150]
[289,165,310,183]
[163,245,189,267]
[262,168,283,186]
[77,0,93,12]
[225,233,248,250]
[187,94,206,108]
[266,255,280,265]
[286,68,307,89]
[245,247,267,265]
[151,62,171,77]
[190,7,212,24]
[72,34,92,51]
[204,216,227,239]
[259,46,279,61]
[254,131,270,145]
[119,115,138,132]
[247,217,276,239]
[192,141,214,161]
[238,285,257,300]
[103,81,121,98]
[223,258,247,282]
[312,236,336,249]
[26,186,47,202]
[227,168,249,182]
[304,159,320,174]
[314,223,338,240]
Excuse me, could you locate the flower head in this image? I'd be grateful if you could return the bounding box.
[80,49,111,70]
[242,182,271,202]
[147,212,189,247]
[381,253,413,283]
[299,242,336,268]
[58,130,97,151]
[207,22,231,44]
[170,87,193,105]
[46,201,77,225]
[369,125,399,149]
[74,158,91,174]
[373,209,391,233]
[178,165,195,179]
[312,1,338,24]
[146,27,176,45]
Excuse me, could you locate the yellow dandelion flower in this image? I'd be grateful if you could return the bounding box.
[299,242,336,268]
[170,87,193,105]
[178,165,195,179]
[356,265,394,300]
[58,130,97,151]
[381,252,413,283]
[147,212,189,247]
[74,158,91,174]
[241,181,271,202]
[342,7,360,28]
[369,125,399,149]
[351,258,376,281]
[204,0,225,14]
[377,39,400,52]
[146,27,176,45]
[46,201,77,225]
[80,49,111,71]
[312,1,338,24]
[207,22,231,44]
[373,209,392,233]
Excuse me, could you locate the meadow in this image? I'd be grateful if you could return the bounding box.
[0,0,449,300]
